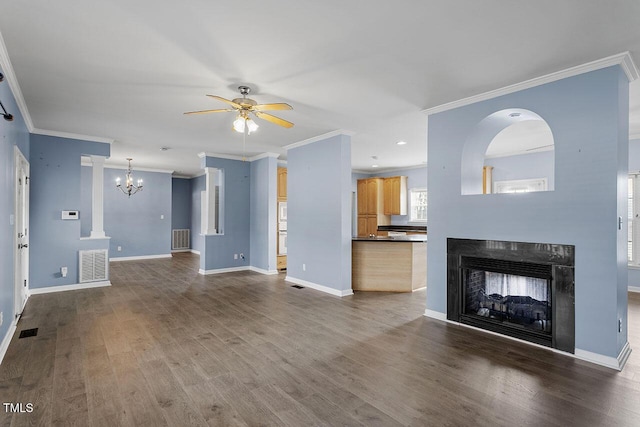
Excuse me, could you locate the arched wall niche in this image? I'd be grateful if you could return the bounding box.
[461,108,555,195]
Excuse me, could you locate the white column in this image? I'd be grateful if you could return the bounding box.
[90,155,106,238]
[202,167,219,235]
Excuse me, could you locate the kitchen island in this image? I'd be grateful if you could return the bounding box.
[352,235,427,292]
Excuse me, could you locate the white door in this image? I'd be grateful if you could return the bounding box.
[14,147,29,320]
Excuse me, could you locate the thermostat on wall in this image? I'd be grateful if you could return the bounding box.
[61,210,79,220]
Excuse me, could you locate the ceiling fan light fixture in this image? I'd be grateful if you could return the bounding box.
[233,116,245,133]
[246,118,259,134]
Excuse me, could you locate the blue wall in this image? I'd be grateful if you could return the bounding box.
[200,156,251,272]
[250,156,277,272]
[29,135,110,289]
[80,165,173,258]
[426,66,629,358]
[485,150,555,190]
[172,178,191,232]
[104,167,172,258]
[288,134,352,294]
[0,65,30,347]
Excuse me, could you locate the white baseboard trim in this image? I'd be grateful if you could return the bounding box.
[0,317,18,366]
[199,266,250,275]
[171,249,191,253]
[412,286,427,292]
[249,266,279,275]
[109,254,172,262]
[575,342,632,371]
[424,310,632,371]
[191,250,201,255]
[423,309,448,321]
[285,276,353,297]
[629,286,640,293]
[29,281,111,295]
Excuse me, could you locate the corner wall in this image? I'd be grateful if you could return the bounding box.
[426,66,629,360]
[29,134,110,289]
[0,64,30,355]
[250,156,277,272]
[287,134,352,295]
[199,156,251,272]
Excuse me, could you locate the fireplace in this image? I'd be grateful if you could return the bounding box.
[447,239,575,353]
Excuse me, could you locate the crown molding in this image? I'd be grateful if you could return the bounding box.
[197,151,248,161]
[248,152,280,162]
[423,52,639,116]
[106,164,174,174]
[198,151,280,162]
[284,129,356,150]
[0,29,34,131]
[32,128,114,144]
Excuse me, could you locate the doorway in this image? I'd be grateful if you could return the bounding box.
[13,147,29,321]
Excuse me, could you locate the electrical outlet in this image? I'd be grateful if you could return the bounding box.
[160,214,164,219]
[234,254,238,260]
[619,318,623,333]
[61,266,68,278]
[117,246,122,252]
[303,263,306,271]
[0,312,3,327]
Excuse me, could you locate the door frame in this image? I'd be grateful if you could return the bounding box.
[13,146,29,321]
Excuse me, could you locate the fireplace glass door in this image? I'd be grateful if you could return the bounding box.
[462,269,552,336]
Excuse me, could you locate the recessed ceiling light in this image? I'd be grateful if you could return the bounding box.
[372,164,379,168]
[396,141,407,145]
[508,112,521,118]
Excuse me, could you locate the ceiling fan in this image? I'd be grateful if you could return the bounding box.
[184,86,294,133]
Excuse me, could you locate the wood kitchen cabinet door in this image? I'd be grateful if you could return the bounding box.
[277,167,287,200]
[366,178,384,214]
[357,215,368,237]
[383,176,407,215]
[357,179,367,215]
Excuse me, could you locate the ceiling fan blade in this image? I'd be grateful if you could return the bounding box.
[206,95,242,109]
[184,108,234,115]
[252,103,293,112]
[254,111,294,128]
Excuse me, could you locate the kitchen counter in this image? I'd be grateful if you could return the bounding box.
[352,235,427,242]
[352,238,427,292]
[377,225,427,233]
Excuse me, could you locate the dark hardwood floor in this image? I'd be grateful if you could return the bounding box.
[1,252,640,426]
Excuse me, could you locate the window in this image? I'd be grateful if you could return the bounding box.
[494,178,548,194]
[410,188,427,222]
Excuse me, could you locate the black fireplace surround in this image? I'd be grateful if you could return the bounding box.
[447,238,575,353]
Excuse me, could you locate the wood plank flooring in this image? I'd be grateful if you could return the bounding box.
[1,252,640,426]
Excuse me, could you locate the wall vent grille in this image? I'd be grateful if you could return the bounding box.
[172,229,190,250]
[79,249,108,283]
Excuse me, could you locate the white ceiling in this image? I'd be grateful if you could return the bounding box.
[0,1,639,176]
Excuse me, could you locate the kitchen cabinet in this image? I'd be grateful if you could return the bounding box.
[383,176,407,215]
[277,167,287,200]
[357,178,389,236]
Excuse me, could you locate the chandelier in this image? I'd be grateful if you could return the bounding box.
[116,158,143,197]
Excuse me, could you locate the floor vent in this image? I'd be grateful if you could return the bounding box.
[79,249,109,283]
[19,328,38,339]
[172,229,190,250]
[291,285,305,289]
